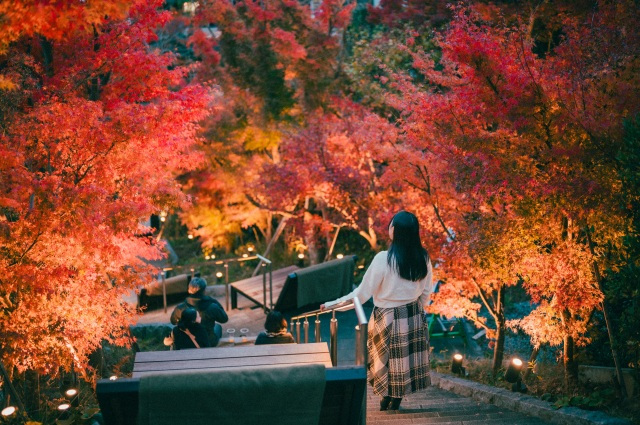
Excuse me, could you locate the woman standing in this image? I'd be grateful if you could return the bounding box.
[322,211,434,411]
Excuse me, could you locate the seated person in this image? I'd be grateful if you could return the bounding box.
[255,311,296,345]
[164,307,210,350]
[170,277,228,346]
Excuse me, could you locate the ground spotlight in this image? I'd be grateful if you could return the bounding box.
[109,375,118,381]
[451,353,465,375]
[336,253,344,259]
[1,406,17,417]
[505,357,527,393]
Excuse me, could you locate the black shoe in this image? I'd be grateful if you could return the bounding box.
[389,397,402,410]
[379,396,392,411]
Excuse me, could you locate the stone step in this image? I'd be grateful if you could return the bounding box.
[365,386,551,425]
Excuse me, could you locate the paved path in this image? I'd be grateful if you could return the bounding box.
[366,385,552,425]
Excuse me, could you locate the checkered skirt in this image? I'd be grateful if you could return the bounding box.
[367,299,431,397]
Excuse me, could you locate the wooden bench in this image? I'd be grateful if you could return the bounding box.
[229,265,299,310]
[132,343,332,376]
[97,343,366,425]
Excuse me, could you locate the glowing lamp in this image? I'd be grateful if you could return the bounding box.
[109,376,118,381]
[505,357,527,393]
[205,255,210,260]
[297,253,304,259]
[216,271,224,278]
[242,253,248,258]
[211,254,216,259]
[451,353,464,375]
[336,253,344,259]
[65,388,78,397]
[1,406,17,417]
[358,264,365,269]
[505,358,523,383]
[248,247,254,252]
[58,404,70,411]
[187,234,194,239]
[160,216,166,222]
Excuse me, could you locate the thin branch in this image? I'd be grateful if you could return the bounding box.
[472,277,498,322]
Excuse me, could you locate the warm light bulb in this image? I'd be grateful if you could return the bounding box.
[205,255,210,260]
[453,354,463,361]
[188,234,194,239]
[58,404,70,411]
[65,388,78,397]
[211,254,215,259]
[216,272,223,278]
[109,375,118,381]
[242,253,248,258]
[336,254,344,259]
[358,264,365,269]
[248,247,254,252]
[1,406,16,417]
[160,216,166,222]
[512,358,523,367]
[298,253,304,259]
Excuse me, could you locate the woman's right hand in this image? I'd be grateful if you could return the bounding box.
[320,304,326,311]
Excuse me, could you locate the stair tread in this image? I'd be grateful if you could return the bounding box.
[365,385,552,425]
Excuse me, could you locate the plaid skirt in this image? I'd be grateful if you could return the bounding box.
[367,299,431,398]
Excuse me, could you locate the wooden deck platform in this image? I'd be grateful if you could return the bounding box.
[230,265,299,311]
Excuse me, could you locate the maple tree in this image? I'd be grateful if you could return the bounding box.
[173,0,361,261]
[387,0,640,388]
[0,0,211,385]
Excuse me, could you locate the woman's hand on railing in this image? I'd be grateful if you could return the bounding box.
[320,304,326,312]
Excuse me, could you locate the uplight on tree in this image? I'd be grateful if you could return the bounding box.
[1,406,17,417]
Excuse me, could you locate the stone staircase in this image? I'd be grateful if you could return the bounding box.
[366,386,552,425]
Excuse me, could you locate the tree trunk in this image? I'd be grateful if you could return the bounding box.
[585,226,628,397]
[492,318,506,375]
[524,345,540,379]
[39,36,54,77]
[251,216,287,277]
[491,285,506,375]
[563,333,578,391]
[304,209,320,265]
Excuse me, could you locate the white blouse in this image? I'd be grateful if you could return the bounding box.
[324,251,434,310]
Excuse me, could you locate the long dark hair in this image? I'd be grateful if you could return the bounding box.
[178,307,198,331]
[387,211,429,281]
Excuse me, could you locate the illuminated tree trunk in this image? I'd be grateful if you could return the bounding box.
[561,310,579,390]
[492,317,506,375]
[491,287,506,375]
[303,198,321,265]
[585,226,628,398]
[524,346,540,379]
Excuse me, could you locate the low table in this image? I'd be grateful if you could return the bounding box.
[133,342,332,377]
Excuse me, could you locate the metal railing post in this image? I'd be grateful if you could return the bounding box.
[262,263,268,313]
[354,297,368,367]
[224,263,229,311]
[330,310,338,366]
[295,320,301,343]
[269,263,273,309]
[162,272,167,314]
[304,317,309,343]
[315,313,321,343]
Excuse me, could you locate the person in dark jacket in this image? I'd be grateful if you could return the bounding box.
[255,311,296,345]
[170,277,228,347]
[164,307,210,350]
